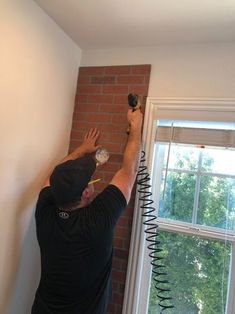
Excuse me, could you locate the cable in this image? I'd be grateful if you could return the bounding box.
[127,93,174,312]
[137,150,174,313]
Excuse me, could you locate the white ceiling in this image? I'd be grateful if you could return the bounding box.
[34,0,235,49]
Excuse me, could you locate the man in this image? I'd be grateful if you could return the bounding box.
[32,108,143,314]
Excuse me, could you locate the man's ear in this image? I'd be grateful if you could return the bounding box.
[81,187,89,200]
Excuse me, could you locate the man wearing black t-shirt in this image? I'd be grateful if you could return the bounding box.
[32,108,143,314]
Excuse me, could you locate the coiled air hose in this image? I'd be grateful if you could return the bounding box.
[128,93,174,313]
[137,150,174,313]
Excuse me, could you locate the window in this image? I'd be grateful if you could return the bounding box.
[154,123,235,230]
[123,99,235,314]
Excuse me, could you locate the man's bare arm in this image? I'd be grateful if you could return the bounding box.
[110,109,143,203]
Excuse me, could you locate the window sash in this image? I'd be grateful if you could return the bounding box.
[157,218,235,243]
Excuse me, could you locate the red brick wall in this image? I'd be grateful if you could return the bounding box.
[69,65,151,313]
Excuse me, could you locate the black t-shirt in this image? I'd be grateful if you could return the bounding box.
[32,184,127,314]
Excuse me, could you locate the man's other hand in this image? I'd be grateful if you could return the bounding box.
[80,128,101,154]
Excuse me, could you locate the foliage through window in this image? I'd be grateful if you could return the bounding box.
[158,143,235,230]
[148,232,231,314]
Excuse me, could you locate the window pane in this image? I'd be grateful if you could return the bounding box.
[197,176,235,230]
[159,171,195,223]
[148,232,231,314]
[164,144,199,171]
[201,148,235,175]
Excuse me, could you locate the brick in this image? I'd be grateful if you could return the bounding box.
[114,95,128,104]
[120,260,128,272]
[104,172,114,182]
[105,66,131,75]
[75,94,87,103]
[114,237,124,248]
[105,142,122,153]
[112,292,124,305]
[109,154,123,163]
[87,113,112,123]
[103,85,128,94]
[76,103,99,112]
[123,239,131,251]
[112,114,127,124]
[71,121,97,130]
[70,130,84,141]
[104,163,121,173]
[99,123,126,133]
[94,169,105,179]
[145,75,150,84]
[114,248,128,260]
[112,280,119,291]
[98,132,111,142]
[71,121,81,129]
[118,217,128,228]
[77,76,90,84]
[99,104,124,113]
[113,271,126,284]
[95,181,107,191]
[79,66,105,75]
[115,226,129,238]
[117,75,145,84]
[91,76,115,84]
[128,85,148,95]
[107,303,115,313]
[131,64,151,74]
[112,259,122,270]
[72,112,87,121]
[142,95,147,106]
[115,305,122,314]
[87,94,113,103]
[125,206,134,216]
[118,282,125,294]
[78,85,101,94]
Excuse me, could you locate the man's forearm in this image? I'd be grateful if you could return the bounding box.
[122,124,142,175]
[59,146,87,164]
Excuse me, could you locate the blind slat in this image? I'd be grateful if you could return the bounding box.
[155,126,235,147]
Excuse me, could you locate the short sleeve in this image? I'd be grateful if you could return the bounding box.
[35,187,54,223]
[90,185,127,228]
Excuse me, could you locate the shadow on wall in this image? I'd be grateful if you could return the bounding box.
[0,173,49,314]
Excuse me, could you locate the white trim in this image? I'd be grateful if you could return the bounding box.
[122,194,147,314]
[122,98,235,314]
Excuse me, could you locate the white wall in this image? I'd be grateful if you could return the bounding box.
[81,43,235,98]
[0,1,81,313]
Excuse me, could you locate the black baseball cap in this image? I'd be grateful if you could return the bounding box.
[49,155,96,207]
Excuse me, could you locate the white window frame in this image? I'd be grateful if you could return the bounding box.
[122,98,235,314]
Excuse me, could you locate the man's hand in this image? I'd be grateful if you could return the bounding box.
[79,128,101,154]
[67,128,101,160]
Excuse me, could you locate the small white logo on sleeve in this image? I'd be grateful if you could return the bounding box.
[59,212,69,219]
